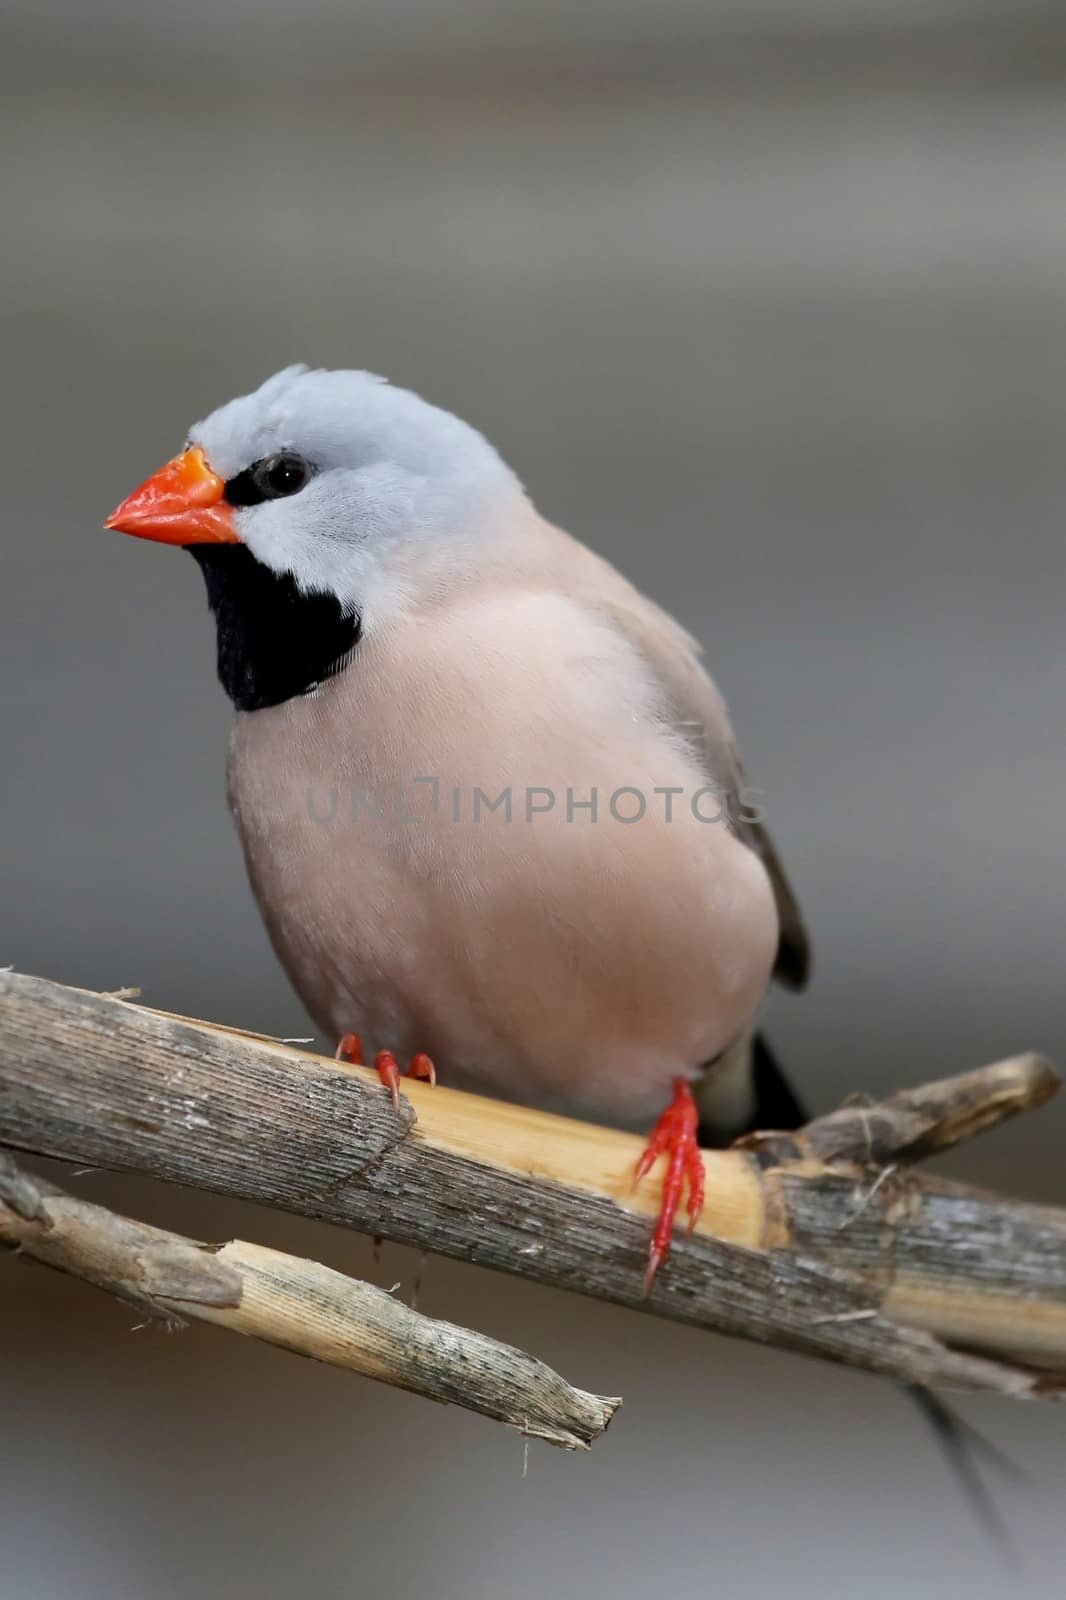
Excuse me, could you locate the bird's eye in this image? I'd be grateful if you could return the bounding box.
[225,452,312,508]
[262,454,309,497]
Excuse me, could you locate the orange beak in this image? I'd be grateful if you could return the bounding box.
[105,446,238,545]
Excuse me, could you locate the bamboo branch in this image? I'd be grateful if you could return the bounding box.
[0,1150,619,1449]
[1,970,1064,1403]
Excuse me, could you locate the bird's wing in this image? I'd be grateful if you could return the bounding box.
[567,549,811,991]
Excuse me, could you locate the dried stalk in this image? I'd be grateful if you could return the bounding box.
[1,970,1064,1402]
[0,1151,619,1449]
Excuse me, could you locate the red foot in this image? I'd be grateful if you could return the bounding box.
[335,1034,437,1109]
[635,1078,705,1293]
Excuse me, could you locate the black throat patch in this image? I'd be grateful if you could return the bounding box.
[189,545,361,712]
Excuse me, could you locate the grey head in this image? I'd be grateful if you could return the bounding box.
[172,365,519,712]
[190,364,518,608]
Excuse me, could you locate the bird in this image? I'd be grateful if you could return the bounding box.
[105,363,1012,1538]
[104,362,811,1287]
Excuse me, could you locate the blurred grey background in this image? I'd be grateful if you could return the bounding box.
[2,3,1065,1596]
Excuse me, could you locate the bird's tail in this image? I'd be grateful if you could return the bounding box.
[697,1031,1018,1555]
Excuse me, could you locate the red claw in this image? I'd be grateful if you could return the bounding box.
[408,1052,437,1087]
[635,1077,706,1293]
[374,1049,403,1108]
[335,1034,437,1109]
